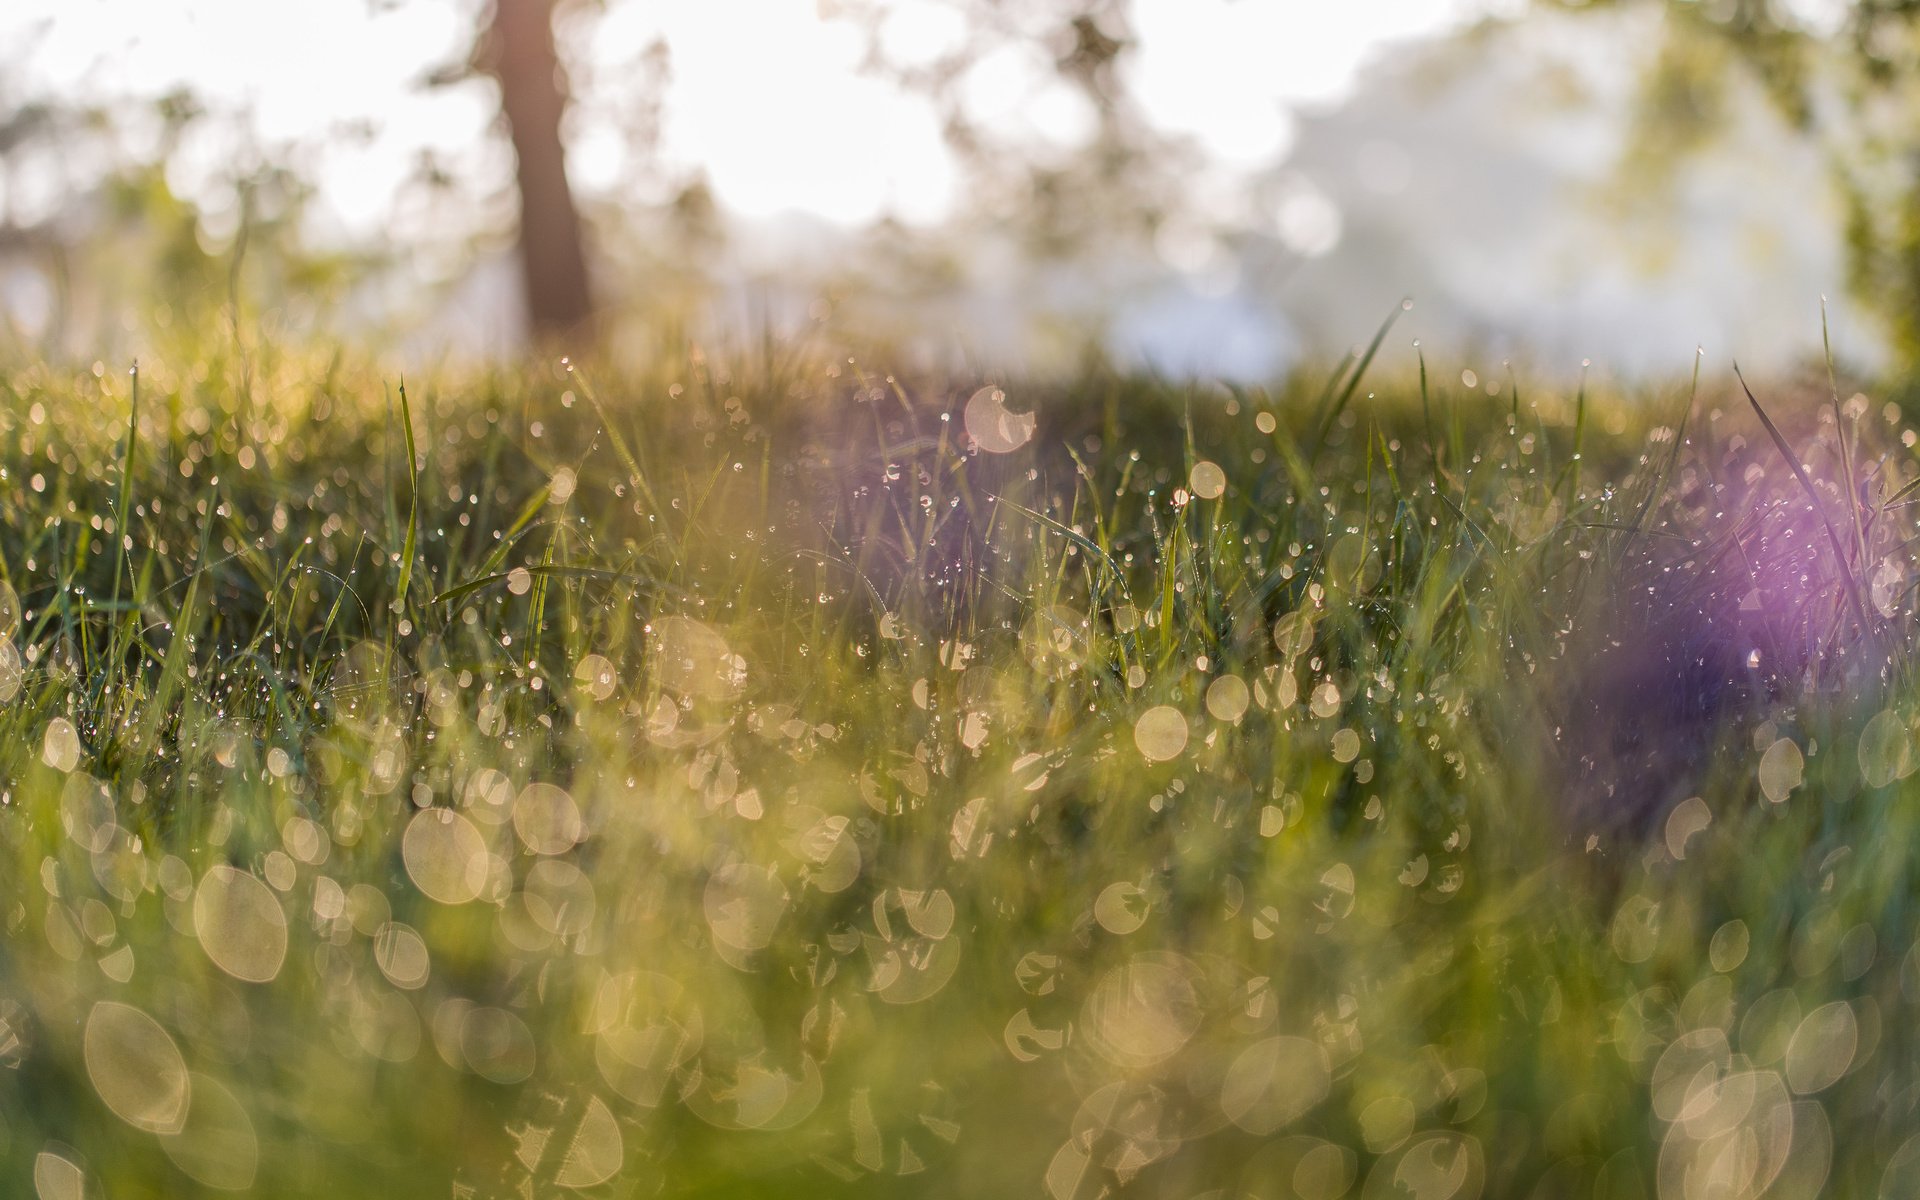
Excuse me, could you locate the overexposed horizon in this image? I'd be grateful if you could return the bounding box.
[0,0,1887,381]
[1,0,1526,240]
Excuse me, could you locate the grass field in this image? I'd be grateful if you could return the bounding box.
[1,323,1919,1199]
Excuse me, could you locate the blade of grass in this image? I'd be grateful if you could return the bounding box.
[1880,473,1920,509]
[433,486,553,607]
[1735,362,1870,628]
[1417,345,1439,482]
[1552,359,1589,505]
[1621,348,1701,560]
[1822,297,1867,568]
[392,379,420,623]
[1312,298,1409,457]
[991,492,1129,597]
[99,361,140,720]
[129,491,216,774]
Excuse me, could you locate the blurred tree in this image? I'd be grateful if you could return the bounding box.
[1545,0,1920,371]
[472,0,596,342]
[838,0,1200,259]
[0,75,356,355]
[396,0,1219,347]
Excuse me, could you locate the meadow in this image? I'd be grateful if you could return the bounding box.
[0,320,1918,1199]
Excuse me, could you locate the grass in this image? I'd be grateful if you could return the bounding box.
[1,327,1919,1198]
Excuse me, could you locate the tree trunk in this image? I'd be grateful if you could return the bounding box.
[485,0,594,342]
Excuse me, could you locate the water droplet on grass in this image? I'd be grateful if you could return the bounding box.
[1872,556,1904,617]
[1046,1081,1184,1200]
[59,774,114,852]
[593,971,704,1106]
[1094,882,1148,935]
[704,862,788,956]
[652,616,745,700]
[1858,710,1915,788]
[1882,1131,1920,1197]
[1664,796,1711,860]
[159,1073,258,1191]
[1362,1131,1483,1200]
[192,866,287,984]
[42,719,80,772]
[1189,461,1227,500]
[84,1002,189,1134]
[1206,675,1250,722]
[513,783,585,855]
[963,386,1034,454]
[525,859,597,937]
[1134,706,1189,763]
[0,641,21,702]
[461,1006,536,1083]
[373,922,432,989]
[1084,954,1202,1068]
[1359,1096,1415,1154]
[1710,920,1749,973]
[1331,728,1361,763]
[402,807,488,904]
[552,1094,623,1189]
[1219,1036,1330,1134]
[1292,1140,1358,1200]
[1003,1008,1065,1061]
[572,653,617,701]
[1326,532,1381,590]
[1610,895,1661,964]
[33,1149,86,1200]
[1758,738,1805,804]
[1785,1001,1857,1095]
[461,768,514,825]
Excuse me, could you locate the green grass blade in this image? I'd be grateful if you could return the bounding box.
[1736,362,1870,628]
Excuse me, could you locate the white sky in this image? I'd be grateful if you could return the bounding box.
[0,0,1530,237]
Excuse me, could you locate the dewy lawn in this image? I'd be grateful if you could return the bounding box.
[0,335,1916,1198]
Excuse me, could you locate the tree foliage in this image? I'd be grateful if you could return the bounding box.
[1549,0,1920,371]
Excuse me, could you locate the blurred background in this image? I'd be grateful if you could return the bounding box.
[0,0,1909,381]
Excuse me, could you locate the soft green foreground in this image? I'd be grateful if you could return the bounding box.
[0,336,1918,1198]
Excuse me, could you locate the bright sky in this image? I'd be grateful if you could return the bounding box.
[0,0,1528,236]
